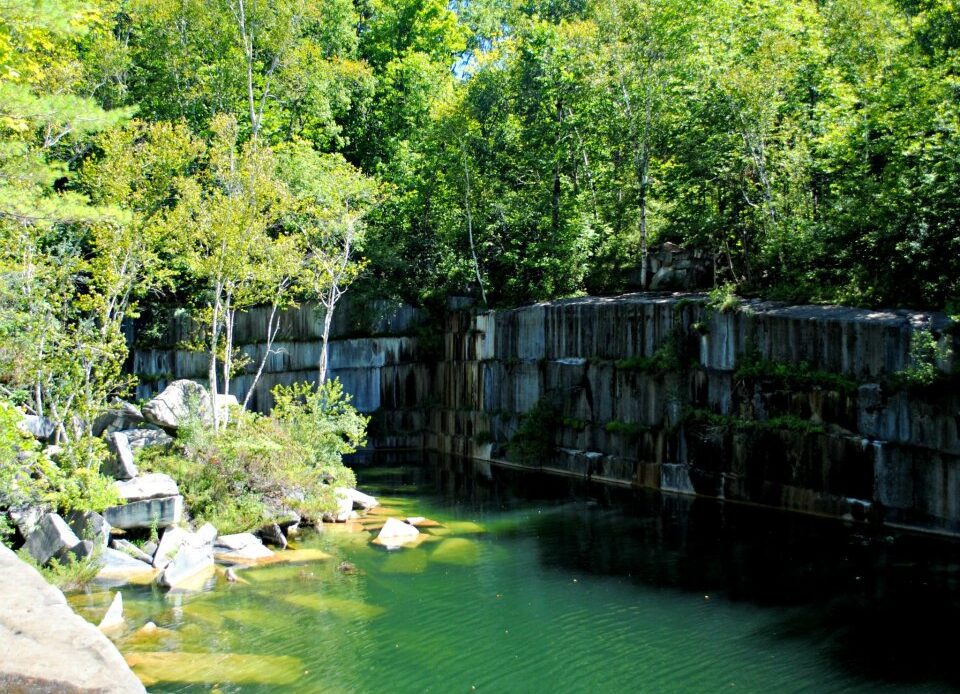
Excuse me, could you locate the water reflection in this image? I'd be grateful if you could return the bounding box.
[354,452,960,689]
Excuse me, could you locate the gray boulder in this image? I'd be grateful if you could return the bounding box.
[152,526,189,570]
[0,544,146,693]
[24,513,81,565]
[257,522,287,549]
[8,505,46,539]
[103,495,183,530]
[114,473,179,502]
[142,379,212,430]
[92,401,144,437]
[214,532,274,563]
[102,431,138,480]
[111,539,153,565]
[96,547,158,586]
[68,540,97,561]
[157,524,216,589]
[19,414,56,442]
[119,427,174,451]
[340,487,379,511]
[65,510,112,547]
[322,489,354,523]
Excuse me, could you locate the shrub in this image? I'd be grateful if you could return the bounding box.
[508,399,562,465]
[139,379,367,533]
[17,546,102,591]
[706,283,740,314]
[894,326,953,389]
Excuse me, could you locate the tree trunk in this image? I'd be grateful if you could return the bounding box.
[208,290,222,432]
[461,145,487,306]
[242,300,281,411]
[318,296,336,385]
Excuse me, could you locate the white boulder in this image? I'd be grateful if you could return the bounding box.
[142,380,212,430]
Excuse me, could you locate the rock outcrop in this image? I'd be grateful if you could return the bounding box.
[0,544,145,693]
[142,379,212,430]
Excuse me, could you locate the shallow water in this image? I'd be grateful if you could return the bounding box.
[72,453,960,692]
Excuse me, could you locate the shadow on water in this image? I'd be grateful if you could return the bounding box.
[352,451,960,690]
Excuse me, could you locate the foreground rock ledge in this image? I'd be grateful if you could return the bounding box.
[0,544,145,693]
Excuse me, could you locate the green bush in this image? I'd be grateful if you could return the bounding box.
[734,357,858,396]
[140,379,367,534]
[17,546,103,591]
[893,327,953,389]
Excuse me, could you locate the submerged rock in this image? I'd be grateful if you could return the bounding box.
[373,517,421,549]
[111,539,154,564]
[142,379,212,430]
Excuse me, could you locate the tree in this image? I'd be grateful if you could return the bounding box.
[171,115,286,430]
[277,146,378,383]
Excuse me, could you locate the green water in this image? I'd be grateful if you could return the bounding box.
[71,454,960,692]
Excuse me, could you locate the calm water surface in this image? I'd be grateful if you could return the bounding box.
[71,453,960,692]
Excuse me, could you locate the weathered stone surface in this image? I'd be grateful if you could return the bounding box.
[257,522,287,549]
[322,490,354,523]
[98,592,124,631]
[142,379,212,430]
[92,402,144,438]
[19,414,56,441]
[340,487,379,510]
[214,533,274,563]
[9,505,46,539]
[119,427,173,451]
[157,526,215,589]
[68,540,97,561]
[373,517,420,549]
[24,513,81,566]
[103,431,139,480]
[103,495,183,530]
[114,473,179,502]
[95,548,159,587]
[152,527,189,570]
[0,544,145,693]
[66,510,112,547]
[111,539,154,564]
[215,393,238,419]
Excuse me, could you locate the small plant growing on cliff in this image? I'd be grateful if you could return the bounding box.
[895,326,952,388]
[706,283,740,314]
[508,399,561,465]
